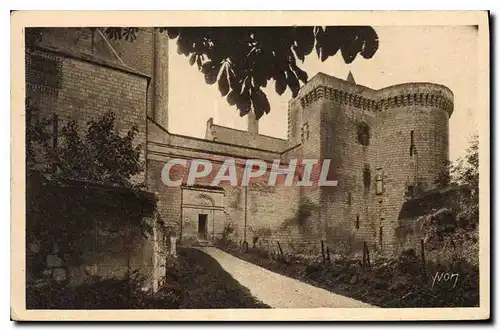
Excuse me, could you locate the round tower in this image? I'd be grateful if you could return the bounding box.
[373,82,453,251]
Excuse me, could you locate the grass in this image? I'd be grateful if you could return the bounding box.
[217,242,479,308]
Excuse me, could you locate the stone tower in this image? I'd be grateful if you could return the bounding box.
[26,27,169,129]
[26,27,170,186]
[288,72,453,252]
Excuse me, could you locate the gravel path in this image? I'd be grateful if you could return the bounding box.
[199,247,377,309]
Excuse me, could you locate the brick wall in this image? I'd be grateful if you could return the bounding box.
[27,27,169,126]
[26,48,149,184]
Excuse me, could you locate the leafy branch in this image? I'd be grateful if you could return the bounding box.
[102,26,379,119]
[26,100,144,188]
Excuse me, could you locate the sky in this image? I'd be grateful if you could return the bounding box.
[167,26,478,162]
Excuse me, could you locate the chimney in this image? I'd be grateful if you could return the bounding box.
[247,111,259,134]
[152,28,169,129]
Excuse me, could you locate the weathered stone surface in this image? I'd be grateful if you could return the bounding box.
[29,29,452,260]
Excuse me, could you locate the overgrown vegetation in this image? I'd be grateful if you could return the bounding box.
[27,99,144,188]
[424,134,479,268]
[218,241,478,308]
[27,268,180,309]
[26,100,153,308]
[248,226,272,249]
[220,221,235,245]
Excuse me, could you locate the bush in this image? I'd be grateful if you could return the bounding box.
[221,221,235,244]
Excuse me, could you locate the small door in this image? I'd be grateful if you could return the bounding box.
[198,214,208,239]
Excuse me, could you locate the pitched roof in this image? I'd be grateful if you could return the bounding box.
[206,123,289,152]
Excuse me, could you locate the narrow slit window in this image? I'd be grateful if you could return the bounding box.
[379,226,383,247]
[375,168,384,195]
[301,123,309,143]
[407,185,414,197]
[357,122,371,146]
[410,130,415,156]
[355,214,360,230]
[363,165,371,191]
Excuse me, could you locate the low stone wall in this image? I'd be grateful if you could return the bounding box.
[26,175,168,298]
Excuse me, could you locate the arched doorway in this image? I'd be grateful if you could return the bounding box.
[180,186,225,245]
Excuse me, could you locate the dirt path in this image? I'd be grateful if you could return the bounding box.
[199,247,377,309]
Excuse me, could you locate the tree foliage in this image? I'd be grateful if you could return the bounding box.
[26,99,144,188]
[102,26,379,119]
[452,134,479,195]
[422,134,479,266]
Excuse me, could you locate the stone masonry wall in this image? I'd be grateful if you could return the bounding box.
[291,74,453,255]
[147,120,304,246]
[28,27,169,126]
[321,99,379,254]
[26,49,149,184]
[27,28,454,257]
[374,84,452,252]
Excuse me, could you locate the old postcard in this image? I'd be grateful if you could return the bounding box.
[11,11,490,321]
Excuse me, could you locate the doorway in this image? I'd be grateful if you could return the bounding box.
[198,214,208,239]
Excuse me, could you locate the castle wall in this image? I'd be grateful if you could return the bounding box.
[28,27,169,127]
[147,154,302,248]
[294,76,380,254]
[147,120,302,246]
[26,47,149,185]
[374,84,452,252]
[26,28,454,257]
[296,91,323,239]
[287,98,302,145]
[205,120,289,152]
[25,29,168,290]
[292,74,453,255]
[321,100,379,253]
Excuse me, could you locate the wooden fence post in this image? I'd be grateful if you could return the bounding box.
[277,241,284,261]
[321,240,326,264]
[366,246,371,269]
[363,242,367,267]
[420,239,426,274]
[326,246,331,264]
[364,242,371,269]
[51,113,58,173]
[52,113,58,149]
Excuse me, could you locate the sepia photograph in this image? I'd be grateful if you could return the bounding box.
[11,10,490,321]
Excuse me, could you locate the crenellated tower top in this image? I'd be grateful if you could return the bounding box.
[293,72,454,118]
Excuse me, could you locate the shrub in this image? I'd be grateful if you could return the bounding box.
[220,221,235,244]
